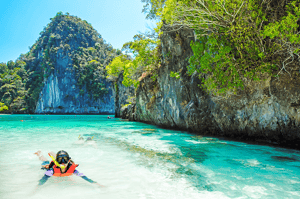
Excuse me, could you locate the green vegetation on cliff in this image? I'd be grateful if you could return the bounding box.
[142,0,300,96]
[0,12,118,113]
[106,34,161,88]
[0,60,28,113]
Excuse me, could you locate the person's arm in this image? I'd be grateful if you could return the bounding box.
[33,168,53,193]
[38,169,53,185]
[73,170,105,187]
[38,175,51,186]
[32,174,51,193]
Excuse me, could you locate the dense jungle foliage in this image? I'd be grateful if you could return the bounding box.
[0,61,28,113]
[106,34,161,89]
[140,0,300,96]
[0,12,119,113]
[2,1,299,112]
[106,0,300,98]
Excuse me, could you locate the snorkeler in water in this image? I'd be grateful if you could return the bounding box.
[78,135,84,141]
[74,135,96,148]
[78,135,94,141]
[34,150,104,188]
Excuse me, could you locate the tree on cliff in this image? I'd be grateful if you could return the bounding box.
[0,12,118,113]
[105,34,161,89]
[141,0,166,20]
[141,0,300,96]
[0,60,28,113]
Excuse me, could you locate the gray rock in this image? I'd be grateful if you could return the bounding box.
[126,24,300,149]
[35,64,114,114]
[33,15,115,114]
[113,71,135,117]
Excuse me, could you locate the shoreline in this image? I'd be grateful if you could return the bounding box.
[1,113,299,151]
[0,113,114,115]
[121,117,300,151]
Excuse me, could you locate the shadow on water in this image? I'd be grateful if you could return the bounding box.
[274,147,300,154]
[86,129,214,191]
[271,156,299,162]
[129,129,217,191]
[158,133,214,190]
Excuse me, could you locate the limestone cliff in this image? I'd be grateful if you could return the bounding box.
[113,71,135,117]
[35,53,114,114]
[122,24,300,149]
[24,13,118,114]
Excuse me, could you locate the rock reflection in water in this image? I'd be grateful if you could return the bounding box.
[271,156,298,162]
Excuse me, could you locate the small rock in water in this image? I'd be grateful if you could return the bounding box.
[132,130,154,135]
[271,156,298,162]
[191,135,203,140]
[142,129,157,132]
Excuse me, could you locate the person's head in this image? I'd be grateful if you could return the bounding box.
[56,150,71,167]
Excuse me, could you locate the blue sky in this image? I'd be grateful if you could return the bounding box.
[0,0,156,63]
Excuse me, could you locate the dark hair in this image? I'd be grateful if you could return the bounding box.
[56,150,70,160]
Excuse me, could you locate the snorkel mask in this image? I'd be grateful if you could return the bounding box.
[48,151,70,169]
[57,154,69,164]
[48,153,66,169]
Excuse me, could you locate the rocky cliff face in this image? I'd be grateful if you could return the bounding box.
[35,50,114,114]
[24,13,117,114]
[113,71,135,118]
[123,24,300,149]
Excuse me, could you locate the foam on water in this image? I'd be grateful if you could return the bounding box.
[0,115,300,199]
[185,140,209,144]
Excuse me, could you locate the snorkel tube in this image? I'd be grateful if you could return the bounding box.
[48,153,66,169]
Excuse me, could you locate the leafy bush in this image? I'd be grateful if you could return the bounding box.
[106,34,161,88]
[0,102,8,112]
[142,0,300,96]
[0,60,28,113]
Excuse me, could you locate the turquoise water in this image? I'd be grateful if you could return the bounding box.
[0,115,300,199]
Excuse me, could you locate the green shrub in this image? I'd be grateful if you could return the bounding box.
[150,0,300,95]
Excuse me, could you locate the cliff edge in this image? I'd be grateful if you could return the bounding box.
[121,25,300,149]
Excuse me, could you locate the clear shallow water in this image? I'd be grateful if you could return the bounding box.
[0,115,300,199]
